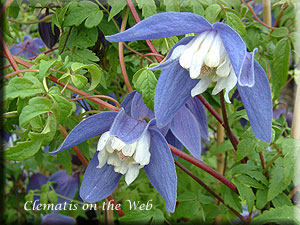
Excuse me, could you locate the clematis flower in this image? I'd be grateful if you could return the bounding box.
[105,12,273,143]
[50,91,207,213]
[10,35,45,59]
[41,213,75,225]
[50,92,177,212]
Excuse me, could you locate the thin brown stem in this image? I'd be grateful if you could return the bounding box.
[140,52,164,68]
[289,184,300,199]
[273,3,289,27]
[70,95,121,109]
[175,161,247,223]
[1,69,39,80]
[259,151,269,179]
[0,0,14,17]
[119,7,133,92]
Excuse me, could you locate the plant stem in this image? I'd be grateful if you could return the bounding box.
[70,95,121,109]
[263,150,282,174]
[169,144,238,194]
[262,0,272,27]
[291,79,300,140]
[8,14,52,24]
[259,151,269,179]
[119,7,133,92]
[0,0,14,17]
[273,3,289,27]
[126,0,163,62]
[1,69,39,80]
[289,184,300,199]
[175,161,247,223]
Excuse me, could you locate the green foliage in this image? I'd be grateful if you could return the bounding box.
[135,0,157,18]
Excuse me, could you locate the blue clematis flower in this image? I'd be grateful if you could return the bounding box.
[105,12,273,143]
[50,91,207,213]
[41,213,75,225]
[10,35,45,59]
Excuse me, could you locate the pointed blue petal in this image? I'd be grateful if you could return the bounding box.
[165,130,183,150]
[148,36,195,71]
[106,12,212,42]
[27,173,48,192]
[110,108,148,144]
[213,22,246,80]
[49,171,80,205]
[121,91,137,116]
[50,111,117,156]
[41,213,75,225]
[131,91,155,120]
[155,61,199,127]
[186,97,209,140]
[80,152,122,203]
[144,128,177,213]
[238,49,258,87]
[170,105,202,160]
[237,61,272,142]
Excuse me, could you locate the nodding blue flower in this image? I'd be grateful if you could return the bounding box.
[41,213,76,225]
[10,35,45,59]
[49,91,207,213]
[106,12,273,143]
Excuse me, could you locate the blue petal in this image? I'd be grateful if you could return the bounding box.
[149,36,195,71]
[27,173,48,192]
[170,105,202,160]
[49,171,80,205]
[50,111,117,156]
[41,213,75,225]
[106,12,212,42]
[32,37,45,48]
[237,61,272,142]
[186,97,209,140]
[155,61,199,127]
[10,46,23,56]
[239,49,257,87]
[165,130,183,150]
[121,91,137,116]
[110,108,150,144]
[144,128,177,213]
[213,22,246,80]
[80,152,122,203]
[131,92,155,120]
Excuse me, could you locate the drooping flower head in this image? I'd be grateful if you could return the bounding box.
[106,12,273,143]
[50,91,208,213]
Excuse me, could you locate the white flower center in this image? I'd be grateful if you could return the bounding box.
[96,131,151,185]
[173,30,238,103]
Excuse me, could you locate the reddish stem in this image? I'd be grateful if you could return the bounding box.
[0,0,14,17]
[126,0,163,62]
[169,144,238,194]
[1,69,39,80]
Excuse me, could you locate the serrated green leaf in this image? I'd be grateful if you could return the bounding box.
[271,27,289,38]
[237,175,265,189]
[64,49,99,64]
[190,0,204,15]
[272,38,291,87]
[107,0,127,21]
[4,134,43,161]
[57,150,72,176]
[205,4,222,23]
[48,190,58,205]
[71,75,88,89]
[177,191,197,202]
[64,1,103,28]
[42,114,57,145]
[233,178,255,211]
[163,0,179,12]
[175,201,200,218]
[4,76,43,100]
[38,60,56,80]
[271,193,293,208]
[40,192,48,205]
[119,210,152,224]
[267,166,287,201]
[220,184,242,213]
[50,95,73,123]
[133,69,157,110]
[136,0,157,18]
[226,12,246,36]
[150,209,164,225]
[255,189,268,210]
[250,205,300,225]
[19,97,52,127]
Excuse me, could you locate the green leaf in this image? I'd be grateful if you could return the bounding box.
[71,75,88,89]
[250,205,300,225]
[190,0,204,15]
[119,210,152,224]
[231,164,268,186]
[42,114,57,145]
[64,1,103,28]
[150,209,165,225]
[4,76,43,100]
[175,201,201,218]
[136,0,157,18]
[4,134,43,161]
[132,69,157,110]
[66,25,98,49]
[71,62,106,90]
[271,193,293,208]
[281,138,300,185]
[220,184,242,213]
[57,150,72,176]
[163,0,180,12]
[267,166,287,201]
[271,27,289,38]
[226,12,246,36]
[205,4,222,23]
[177,191,197,202]
[255,189,268,210]
[233,178,255,212]
[38,60,56,80]
[64,49,99,64]
[19,97,52,127]
[50,94,74,123]
[236,175,265,190]
[107,0,127,21]
[272,38,291,87]
[48,190,58,205]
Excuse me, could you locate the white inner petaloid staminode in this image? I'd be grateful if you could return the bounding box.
[171,30,237,103]
[96,131,151,185]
